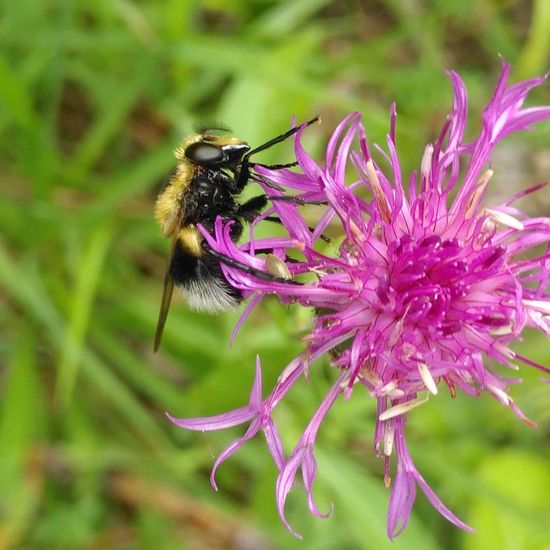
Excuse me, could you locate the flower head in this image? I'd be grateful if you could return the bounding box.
[169,62,550,538]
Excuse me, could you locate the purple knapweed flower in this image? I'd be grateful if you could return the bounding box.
[168,61,550,539]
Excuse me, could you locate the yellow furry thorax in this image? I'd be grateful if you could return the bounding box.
[155,133,247,238]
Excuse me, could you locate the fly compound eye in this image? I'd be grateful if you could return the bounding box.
[185,142,226,165]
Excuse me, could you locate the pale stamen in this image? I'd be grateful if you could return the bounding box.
[523,299,550,314]
[464,169,493,218]
[389,306,411,347]
[503,363,520,371]
[383,422,395,456]
[494,342,515,361]
[421,144,433,180]
[360,369,380,387]
[379,395,430,421]
[483,208,525,230]
[487,383,510,406]
[480,217,497,234]
[488,325,514,336]
[349,219,367,244]
[418,363,438,395]
[379,380,405,399]
[388,317,405,347]
[366,159,392,222]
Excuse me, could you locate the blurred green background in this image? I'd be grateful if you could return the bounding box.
[1,0,550,548]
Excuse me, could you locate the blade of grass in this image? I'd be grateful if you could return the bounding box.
[0,328,44,549]
[253,0,333,36]
[516,0,550,79]
[56,223,113,408]
[91,325,186,412]
[66,68,150,183]
[0,52,37,131]
[316,448,439,549]
[0,241,169,450]
[85,142,174,216]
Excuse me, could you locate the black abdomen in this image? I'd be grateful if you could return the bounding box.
[170,243,242,313]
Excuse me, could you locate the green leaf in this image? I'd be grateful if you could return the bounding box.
[56,223,113,407]
[464,451,550,550]
[315,448,439,550]
[0,329,44,548]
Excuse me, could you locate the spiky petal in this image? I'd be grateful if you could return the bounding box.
[169,61,550,538]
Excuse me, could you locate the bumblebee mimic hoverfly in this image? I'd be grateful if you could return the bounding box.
[153,117,320,351]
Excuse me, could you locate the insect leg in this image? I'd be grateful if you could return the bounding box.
[204,246,301,284]
[235,195,268,223]
[252,161,299,170]
[249,173,286,191]
[235,117,320,190]
[268,195,327,206]
[237,195,329,237]
[237,194,330,241]
[264,216,331,243]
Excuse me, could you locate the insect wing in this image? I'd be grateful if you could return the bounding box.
[154,207,185,351]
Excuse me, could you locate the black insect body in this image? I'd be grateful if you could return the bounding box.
[154,118,319,351]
